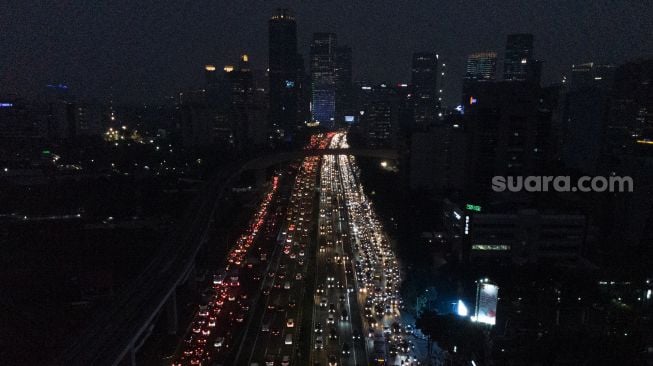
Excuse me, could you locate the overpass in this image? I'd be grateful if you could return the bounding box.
[57,148,398,366]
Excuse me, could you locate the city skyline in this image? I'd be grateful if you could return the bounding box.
[2,1,652,105]
[1,3,653,365]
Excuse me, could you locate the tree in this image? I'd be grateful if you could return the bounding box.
[416,310,486,363]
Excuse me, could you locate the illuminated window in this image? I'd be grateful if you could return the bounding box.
[471,244,510,251]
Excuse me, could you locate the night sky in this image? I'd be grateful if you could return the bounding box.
[2,0,651,105]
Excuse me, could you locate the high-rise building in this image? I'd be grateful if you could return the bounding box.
[310,33,337,128]
[465,52,497,81]
[411,52,439,129]
[561,62,615,174]
[334,46,353,126]
[268,8,298,136]
[358,84,399,148]
[503,33,534,81]
[462,81,553,199]
[602,59,653,248]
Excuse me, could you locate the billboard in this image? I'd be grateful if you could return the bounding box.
[473,282,498,325]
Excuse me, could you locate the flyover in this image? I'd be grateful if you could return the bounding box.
[57,148,398,366]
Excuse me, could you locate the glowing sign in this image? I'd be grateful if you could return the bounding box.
[205,65,216,71]
[223,65,234,72]
[344,115,355,123]
[472,282,498,326]
[285,80,295,88]
[456,300,469,317]
[241,54,249,62]
[0,103,13,108]
[469,96,477,105]
[466,204,481,212]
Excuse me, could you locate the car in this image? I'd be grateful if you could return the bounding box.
[286,318,294,328]
[213,337,225,348]
[329,327,338,339]
[341,342,351,355]
[285,333,293,345]
[328,354,338,366]
[295,273,302,280]
[327,314,335,324]
[315,336,324,349]
[315,322,323,333]
[284,281,291,290]
[352,330,362,340]
[281,355,290,366]
[340,309,348,320]
[328,303,336,313]
[320,297,328,307]
[265,355,275,366]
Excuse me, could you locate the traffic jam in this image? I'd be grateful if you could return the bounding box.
[172,174,281,366]
[333,133,419,365]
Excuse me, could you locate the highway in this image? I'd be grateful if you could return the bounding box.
[228,131,419,366]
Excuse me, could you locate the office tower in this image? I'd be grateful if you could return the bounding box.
[465,52,497,81]
[268,8,298,135]
[603,59,653,167]
[310,33,337,128]
[462,81,552,199]
[225,55,255,149]
[409,118,465,192]
[598,59,653,253]
[411,52,439,129]
[570,62,615,90]
[358,84,399,148]
[334,46,353,125]
[562,62,615,174]
[503,33,534,81]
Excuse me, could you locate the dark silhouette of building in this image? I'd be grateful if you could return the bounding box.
[411,52,439,129]
[503,33,537,82]
[357,84,399,148]
[334,46,353,126]
[561,62,615,174]
[462,81,555,200]
[268,8,298,138]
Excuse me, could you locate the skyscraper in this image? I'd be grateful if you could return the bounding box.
[268,8,298,136]
[310,33,337,128]
[465,52,497,81]
[411,52,439,129]
[503,33,534,81]
[334,46,353,125]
